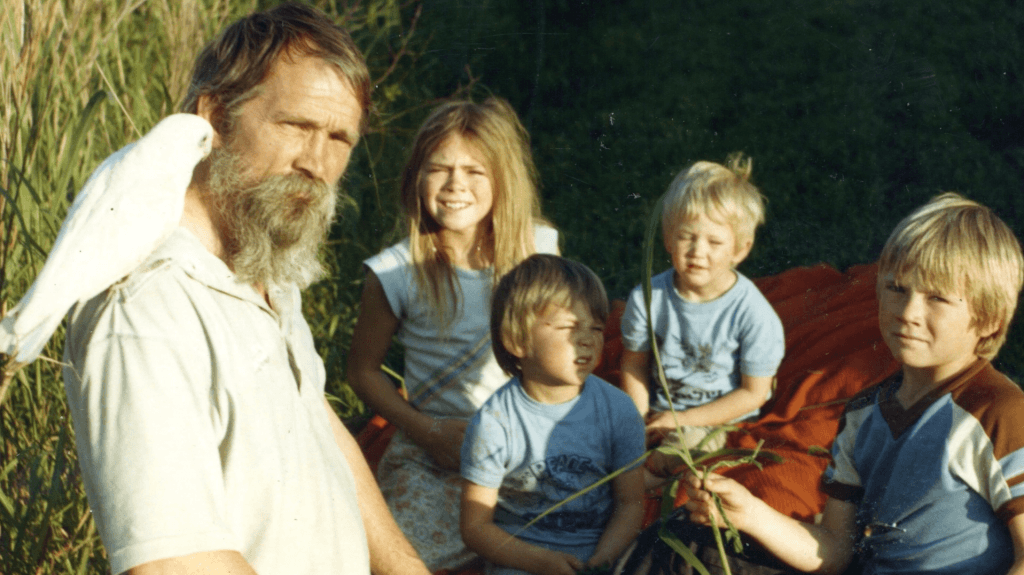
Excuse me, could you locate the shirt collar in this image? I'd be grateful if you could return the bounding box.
[878,358,989,437]
[149,227,298,326]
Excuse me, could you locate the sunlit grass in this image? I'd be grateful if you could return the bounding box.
[0,1,430,571]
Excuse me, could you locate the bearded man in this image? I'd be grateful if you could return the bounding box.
[62,5,430,575]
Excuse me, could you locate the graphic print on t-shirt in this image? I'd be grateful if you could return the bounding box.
[499,453,610,532]
[655,333,722,405]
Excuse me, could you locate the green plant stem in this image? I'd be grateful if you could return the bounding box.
[707,511,732,575]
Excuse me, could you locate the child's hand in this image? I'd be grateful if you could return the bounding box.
[420,418,468,470]
[582,555,613,573]
[645,448,685,478]
[683,471,756,532]
[645,410,689,444]
[533,549,583,575]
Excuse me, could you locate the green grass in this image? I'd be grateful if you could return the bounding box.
[1,0,434,571]
[2,0,1023,572]
[416,0,1024,379]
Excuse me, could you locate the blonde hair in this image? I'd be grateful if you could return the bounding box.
[491,255,609,379]
[661,154,765,249]
[400,97,547,314]
[878,192,1024,359]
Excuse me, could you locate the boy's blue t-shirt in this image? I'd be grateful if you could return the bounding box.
[460,375,645,550]
[620,269,784,417]
[822,360,1024,574]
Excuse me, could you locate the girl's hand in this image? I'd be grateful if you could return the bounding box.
[683,471,756,532]
[534,549,583,575]
[418,418,468,471]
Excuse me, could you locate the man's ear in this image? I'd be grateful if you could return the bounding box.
[196,94,226,148]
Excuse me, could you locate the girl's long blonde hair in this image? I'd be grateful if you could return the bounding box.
[399,97,547,315]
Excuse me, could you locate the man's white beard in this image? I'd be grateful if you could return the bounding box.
[204,147,337,290]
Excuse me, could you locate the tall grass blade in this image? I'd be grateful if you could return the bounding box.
[0,168,51,258]
[510,450,651,541]
[55,90,109,203]
[658,526,712,575]
[30,420,69,566]
[640,194,692,467]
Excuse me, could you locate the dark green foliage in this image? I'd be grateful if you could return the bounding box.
[413,0,1024,380]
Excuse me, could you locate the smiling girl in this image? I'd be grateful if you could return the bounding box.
[347,98,558,571]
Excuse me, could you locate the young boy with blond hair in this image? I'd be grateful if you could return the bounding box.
[460,254,645,575]
[686,193,1024,574]
[620,157,784,481]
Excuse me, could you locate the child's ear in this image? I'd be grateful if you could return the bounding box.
[732,238,754,265]
[977,319,1000,339]
[502,333,527,359]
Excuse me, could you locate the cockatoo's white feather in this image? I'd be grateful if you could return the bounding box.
[0,113,213,365]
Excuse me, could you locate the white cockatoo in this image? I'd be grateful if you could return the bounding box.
[0,113,214,366]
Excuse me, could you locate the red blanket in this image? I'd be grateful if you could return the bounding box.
[713,263,899,520]
[356,263,899,571]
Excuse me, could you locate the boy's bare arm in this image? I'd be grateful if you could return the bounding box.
[460,481,583,575]
[647,374,772,431]
[1008,514,1024,575]
[685,472,857,575]
[620,349,651,416]
[587,467,645,568]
